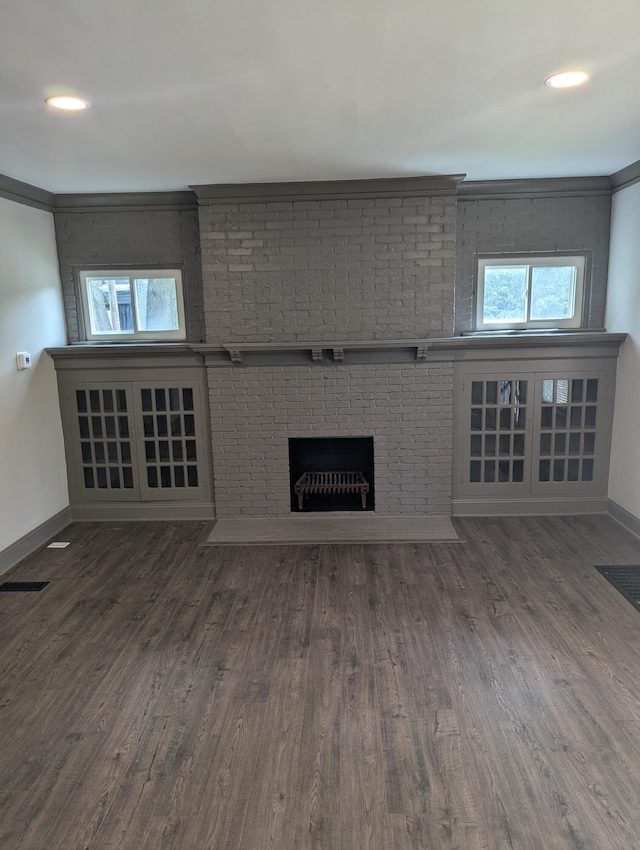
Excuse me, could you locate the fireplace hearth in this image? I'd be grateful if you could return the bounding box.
[288,437,374,512]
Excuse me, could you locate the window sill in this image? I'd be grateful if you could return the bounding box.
[462,328,605,338]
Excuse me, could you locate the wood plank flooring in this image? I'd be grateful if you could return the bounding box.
[1,515,640,849]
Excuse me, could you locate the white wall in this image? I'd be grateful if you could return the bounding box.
[0,196,69,553]
[605,180,640,520]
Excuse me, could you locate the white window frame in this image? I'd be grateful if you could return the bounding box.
[79,268,186,342]
[475,254,586,331]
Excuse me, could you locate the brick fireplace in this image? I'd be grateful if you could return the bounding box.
[206,358,453,518]
[50,174,616,524]
[195,178,458,519]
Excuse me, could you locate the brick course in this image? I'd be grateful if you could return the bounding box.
[198,195,457,342]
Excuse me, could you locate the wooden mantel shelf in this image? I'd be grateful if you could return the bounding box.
[47,332,626,369]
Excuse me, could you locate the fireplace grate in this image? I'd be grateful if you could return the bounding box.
[0,581,50,592]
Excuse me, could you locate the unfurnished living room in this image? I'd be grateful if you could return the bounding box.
[2,2,640,848]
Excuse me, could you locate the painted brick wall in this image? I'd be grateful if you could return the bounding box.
[54,208,204,342]
[198,195,457,342]
[208,362,453,517]
[455,193,611,334]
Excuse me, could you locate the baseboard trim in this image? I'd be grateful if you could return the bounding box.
[607,499,640,540]
[69,502,215,521]
[451,496,608,516]
[0,507,72,576]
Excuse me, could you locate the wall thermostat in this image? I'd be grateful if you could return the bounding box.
[16,352,32,370]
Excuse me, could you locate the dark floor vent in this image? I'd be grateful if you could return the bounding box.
[0,581,50,592]
[595,565,640,612]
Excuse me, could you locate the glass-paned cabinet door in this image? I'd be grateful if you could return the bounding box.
[531,371,612,496]
[64,383,140,501]
[132,381,209,501]
[462,374,532,495]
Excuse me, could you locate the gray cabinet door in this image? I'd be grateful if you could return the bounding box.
[530,370,613,497]
[61,383,141,502]
[132,381,210,502]
[455,360,616,504]
[460,373,533,497]
[58,371,212,508]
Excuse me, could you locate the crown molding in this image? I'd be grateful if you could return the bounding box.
[458,176,612,200]
[611,158,640,193]
[191,175,466,204]
[53,191,197,213]
[0,173,54,212]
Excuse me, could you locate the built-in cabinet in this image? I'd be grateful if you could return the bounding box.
[49,336,624,521]
[53,353,214,520]
[453,352,617,514]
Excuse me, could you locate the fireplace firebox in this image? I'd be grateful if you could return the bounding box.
[288,437,374,512]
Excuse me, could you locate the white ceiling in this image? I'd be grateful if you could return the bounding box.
[2,0,640,194]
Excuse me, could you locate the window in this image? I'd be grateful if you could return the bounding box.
[79,269,186,341]
[476,255,586,331]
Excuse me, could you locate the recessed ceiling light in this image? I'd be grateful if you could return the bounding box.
[545,71,589,89]
[45,95,90,111]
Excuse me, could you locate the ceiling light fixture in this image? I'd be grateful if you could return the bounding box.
[45,95,90,111]
[544,71,589,89]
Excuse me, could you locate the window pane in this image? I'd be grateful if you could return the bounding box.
[482,266,527,323]
[76,390,87,413]
[571,380,584,403]
[530,266,575,320]
[134,278,180,331]
[568,459,580,482]
[86,278,133,335]
[485,382,497,404]
[499,381,511,405]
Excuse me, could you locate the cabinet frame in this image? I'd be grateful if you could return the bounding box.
[57,364,214,517]
[453,354,617,512]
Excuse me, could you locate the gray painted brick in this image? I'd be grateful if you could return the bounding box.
[54,208,204,343]
[207,362,453,519]
[454,193,611,334]
[199,193,456,342]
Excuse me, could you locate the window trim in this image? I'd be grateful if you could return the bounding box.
[78,268,186,342]
[475,254,587,331]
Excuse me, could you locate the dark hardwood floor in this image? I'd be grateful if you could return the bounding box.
[1,515,640,849]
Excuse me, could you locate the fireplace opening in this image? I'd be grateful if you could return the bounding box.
[288,437,374,512]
